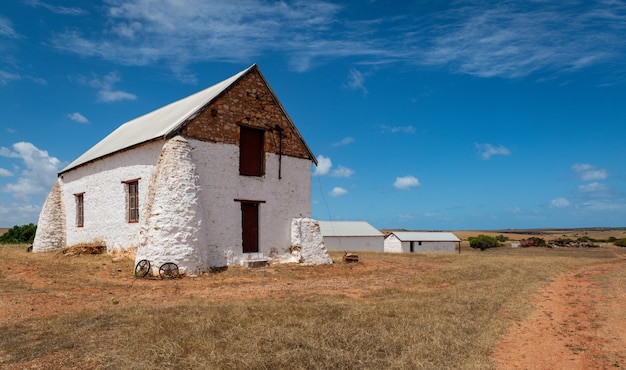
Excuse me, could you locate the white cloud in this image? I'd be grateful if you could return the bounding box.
[313,155,353,178]
[578,182,607,193]
[550,197,570,208]
[314,155,332,176]
[572,163,608,182]
[329,187,348,197]
[332,137,354,147]
[421,2,626,79]
[47,1,626,81]
[25,0,87,15]
[331,165,354,178]
[98,90,137,102]
[381,125,416,134]
[0,201,42,226]
[0,142,61,201]
[67,112,89,123]
[475,143,511,160]
[78,71,137,102]
[394,175,421,190]
[0,70,21,85]
[345,68,367,94]
[0,16,19,38]
[0,168,13,176]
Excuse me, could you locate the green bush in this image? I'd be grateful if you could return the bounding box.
[0,224,37,244]
[614,239,626,248]
[469,235,501,251]
[495,234,509,242]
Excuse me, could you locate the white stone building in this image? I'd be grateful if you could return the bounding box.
[318,221,384,252]
[384,232,460,253]
[33,64,332,275]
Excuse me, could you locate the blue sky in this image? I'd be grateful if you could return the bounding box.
[1,0,625,230]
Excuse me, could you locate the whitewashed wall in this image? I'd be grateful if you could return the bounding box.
[412,241,457,253]
[324,236,384,252]
[59,141,162,251]
[189,138,312,265]
[383,234,457,253]
[50,136,312,267]
[383,234,403,253]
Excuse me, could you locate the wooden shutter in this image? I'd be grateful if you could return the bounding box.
[239,126,264,176]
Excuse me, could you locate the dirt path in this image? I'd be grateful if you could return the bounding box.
[492,256,626,369]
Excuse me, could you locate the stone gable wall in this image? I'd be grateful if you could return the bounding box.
[182,70,312,160]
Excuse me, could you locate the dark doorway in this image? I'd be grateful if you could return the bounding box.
[241,202,259,253]
[410,241,414,253]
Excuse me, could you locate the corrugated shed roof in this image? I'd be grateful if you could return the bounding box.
[318,221,383,237]
[389,232,460,242]
[59,64,316,174]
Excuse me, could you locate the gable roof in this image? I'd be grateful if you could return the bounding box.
[387,232,460,242]
[60,64,315,174]
[318,221,383,237]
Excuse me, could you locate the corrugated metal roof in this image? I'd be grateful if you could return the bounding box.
[60,64,266,174]
[389,232,460,242]
[318,221,383,237]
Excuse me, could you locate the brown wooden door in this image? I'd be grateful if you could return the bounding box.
[241,202,259,253]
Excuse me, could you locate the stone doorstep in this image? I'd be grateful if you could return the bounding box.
[241,258,270,268]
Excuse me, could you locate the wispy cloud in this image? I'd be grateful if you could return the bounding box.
[67,112,88,123]
[24,0,87,15]
[578,182,608,193]
[550,197,570,208]
[344,68,367,94]
[393,175,421,190]
[475,143,511,159]
[331,165,354,178]
[0,142,61,201]
[380,125,416,134]
[47,1,626,81]
[77,71,137,102]
[0,168,13,177]
[332,137,354,147]
[329,187,348,197]
[0,15,20,38]
[572,163,608,182]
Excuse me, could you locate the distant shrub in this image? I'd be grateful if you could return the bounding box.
[495,235,509,242]
[615,239,626,248]
[469,235,501,251]
[0,223,37,244]
[520,237,547,248]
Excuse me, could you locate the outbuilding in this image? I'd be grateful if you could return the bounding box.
[33,64,332,275]
[384,232,460,253]
[318,221,384,252]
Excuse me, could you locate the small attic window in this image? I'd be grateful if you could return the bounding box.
[239,125,265,177]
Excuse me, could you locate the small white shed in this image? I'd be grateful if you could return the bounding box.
[318,221,384,252]
[384,232,460,253]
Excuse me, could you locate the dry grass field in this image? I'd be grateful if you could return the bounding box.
[1,228,625,369]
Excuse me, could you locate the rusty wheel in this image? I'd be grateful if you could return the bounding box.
[159,262,179,279]
[134,259,151,278]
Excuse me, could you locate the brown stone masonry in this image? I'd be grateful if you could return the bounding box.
[182,70,312,160]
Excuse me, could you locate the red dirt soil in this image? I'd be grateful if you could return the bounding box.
[491,255,626,369]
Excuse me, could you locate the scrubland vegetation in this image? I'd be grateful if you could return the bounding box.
[2,239,624,369]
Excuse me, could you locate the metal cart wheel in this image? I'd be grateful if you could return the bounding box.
[159,262,179,279]
[134,259,151,278]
